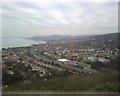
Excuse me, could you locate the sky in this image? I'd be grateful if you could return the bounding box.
[1,0,119,37]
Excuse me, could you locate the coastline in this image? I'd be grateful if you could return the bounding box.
[2,37,46,49]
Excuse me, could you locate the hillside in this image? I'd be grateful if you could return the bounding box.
[29,32,119,42]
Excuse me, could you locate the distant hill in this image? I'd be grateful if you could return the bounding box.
[29,35,75,41]
[29,32,119,42]
[88,33,119,41]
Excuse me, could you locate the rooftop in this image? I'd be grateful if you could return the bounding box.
[57,59,69,62]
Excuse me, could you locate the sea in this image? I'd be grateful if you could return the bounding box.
[1,37,46,49]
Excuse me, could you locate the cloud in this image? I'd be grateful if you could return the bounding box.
[2,1,118,36]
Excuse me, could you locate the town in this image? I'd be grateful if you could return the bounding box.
[2,35,119,92]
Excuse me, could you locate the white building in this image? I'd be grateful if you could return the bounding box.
[57,58,69,62]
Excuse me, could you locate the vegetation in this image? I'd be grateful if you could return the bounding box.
[3,71,119,92]
[2,55,120,93]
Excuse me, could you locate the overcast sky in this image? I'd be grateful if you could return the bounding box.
[1,0,118,37]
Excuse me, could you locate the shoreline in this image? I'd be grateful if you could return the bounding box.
[2,37,47,49]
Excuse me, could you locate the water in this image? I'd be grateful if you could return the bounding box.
[1,37,46,49]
